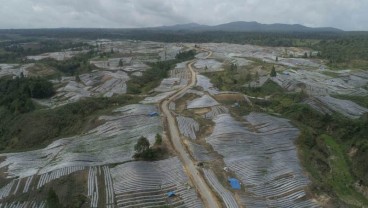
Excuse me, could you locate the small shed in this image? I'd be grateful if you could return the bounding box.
[148,112,159,117]
[167,191,176,197]
[228,178,241,190]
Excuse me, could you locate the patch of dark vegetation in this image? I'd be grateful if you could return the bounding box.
[0,76,54,114]
[0,95,141,152]
[0,38,90,63]
[38,51,97,76]
[127,50,196,94]
[133,134,168,161]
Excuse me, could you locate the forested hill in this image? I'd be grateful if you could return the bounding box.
[151,21,342,32]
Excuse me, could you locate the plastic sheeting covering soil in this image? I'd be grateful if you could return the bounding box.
[206,113,319,208]
[187,95,219,109]
[110,157,203,208]
[0,104,162,179]
[196,75,219,95]
[176,116,199,140]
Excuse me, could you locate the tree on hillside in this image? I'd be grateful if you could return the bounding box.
[47,189,62,208]
[255,71,260,82]
[270,66,277,77]
[134,136,150,154]
[155,133,162,145]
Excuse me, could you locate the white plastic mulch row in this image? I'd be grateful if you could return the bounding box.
[23,175,33,193]
[203,169,239,208]
[176,116,199,140]
[103,166,115,206]
[187,142,213,162]
[187,95,219,109]
[0,180,15,199]
[88,166,99,208]
[206,113,319,208]
[0,201,45,208]
[203,106,229,119]
[110,157,203,208]
[37,166,85,189]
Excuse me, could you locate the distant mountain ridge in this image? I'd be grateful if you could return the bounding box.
[151,21,342,32]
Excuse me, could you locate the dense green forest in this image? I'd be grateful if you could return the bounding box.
[0,77,54,113]
[0,39,90,63]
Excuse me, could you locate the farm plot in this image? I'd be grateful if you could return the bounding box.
[110,157,203,208]
[314,95,368,119]
[0,64,21,77]
[37,166,85,189]
[206,113,318,208]
[27,50,87,61]
[271,69,368,96]
[0,201,45,208]
[196,75,219,95]
[140,91,176,104]
[176,116,199,140]
[194,59,223,72]
[186,142,214,162]
[0,104,162,179]
[154,78,184,92]
[203,106,229,119]
[203,169,238,208]
[187,95,219,109]
[50,70,130,106]
[200,43,316,67]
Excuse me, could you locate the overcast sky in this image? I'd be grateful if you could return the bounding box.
[0,0,367,31]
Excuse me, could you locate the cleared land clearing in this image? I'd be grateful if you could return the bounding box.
[110,157,203,208]
[0,104,162,178]
[206,113,318,207]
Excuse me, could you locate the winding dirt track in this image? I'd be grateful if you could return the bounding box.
[160,49,220,208]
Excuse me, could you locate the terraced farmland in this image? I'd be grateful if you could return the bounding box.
[110,157,203,208]
[203,169,238,208]
[206,113,318,207]
[176,116,199,140]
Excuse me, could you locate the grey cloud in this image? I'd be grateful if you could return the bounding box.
[0,0,366,30]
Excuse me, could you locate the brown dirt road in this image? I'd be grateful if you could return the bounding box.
[160,49,220,208]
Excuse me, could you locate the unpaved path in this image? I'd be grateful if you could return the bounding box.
[160,50,220,208]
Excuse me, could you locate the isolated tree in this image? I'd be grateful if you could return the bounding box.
[275,56,278,62]
[47,189,62,208]
[230,63,237,71]
[134,136,150,154]
[119,59,123,67]
[245,72,252,82]
[155,133,162,145]
[205,65,208,72]
[270,66,277,77]
[255,71,260,82]
[303,52,308,58]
